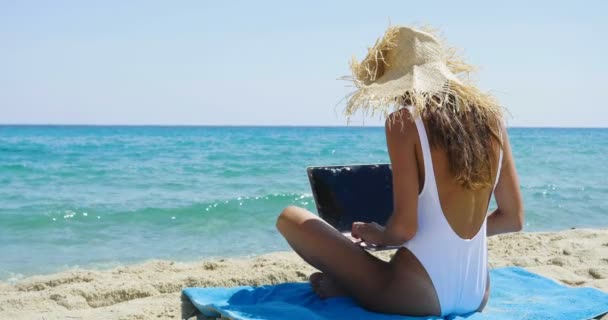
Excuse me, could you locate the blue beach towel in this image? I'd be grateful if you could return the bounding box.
[182,267,608,320]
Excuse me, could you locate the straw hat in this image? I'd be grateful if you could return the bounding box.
[343,25,501,122]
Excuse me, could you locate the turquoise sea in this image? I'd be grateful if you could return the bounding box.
[1,126,607,282]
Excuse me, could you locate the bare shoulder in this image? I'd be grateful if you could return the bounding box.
[385,108,417,144]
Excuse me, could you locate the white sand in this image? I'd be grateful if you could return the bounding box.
[1,228,607,320]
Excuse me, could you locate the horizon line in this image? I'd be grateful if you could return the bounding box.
[1,124,607,129]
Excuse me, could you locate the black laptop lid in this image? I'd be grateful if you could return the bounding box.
[307,164,394,232]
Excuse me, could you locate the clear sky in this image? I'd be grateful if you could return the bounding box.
[1,1,606,127]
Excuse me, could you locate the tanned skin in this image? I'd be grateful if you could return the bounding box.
[276,108,524,316]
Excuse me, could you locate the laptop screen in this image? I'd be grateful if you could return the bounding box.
[307,164,394,232]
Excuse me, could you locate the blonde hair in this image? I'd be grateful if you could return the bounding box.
[343,25,505,189]
[412,90,504,190]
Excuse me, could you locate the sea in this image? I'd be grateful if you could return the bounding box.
[1,126,607,282]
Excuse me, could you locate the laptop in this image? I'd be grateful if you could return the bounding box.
[307,164,402,251]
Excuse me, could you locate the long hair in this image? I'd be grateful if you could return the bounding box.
[403,88,503,190]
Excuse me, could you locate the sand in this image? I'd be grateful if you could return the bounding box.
[1,228,607,320]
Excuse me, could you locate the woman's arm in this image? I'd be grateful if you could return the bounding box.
[487,125,525,236]
[352,110,419,246]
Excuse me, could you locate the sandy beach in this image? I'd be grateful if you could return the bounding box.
[1,228,607,320]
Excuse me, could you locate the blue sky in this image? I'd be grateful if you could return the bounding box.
[1,1,606,127]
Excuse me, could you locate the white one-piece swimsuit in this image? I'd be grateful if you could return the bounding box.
[403,115,502,317]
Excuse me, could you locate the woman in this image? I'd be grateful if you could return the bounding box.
[276,26,524,317]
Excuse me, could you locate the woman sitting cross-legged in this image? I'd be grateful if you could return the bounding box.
[276,25,524,317]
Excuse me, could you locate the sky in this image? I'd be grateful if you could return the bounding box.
[1,1,607,127]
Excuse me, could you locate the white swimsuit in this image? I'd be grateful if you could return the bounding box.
[403,115,502,316]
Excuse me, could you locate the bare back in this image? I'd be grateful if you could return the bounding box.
[277,108,522,317]
[414,119,502,239]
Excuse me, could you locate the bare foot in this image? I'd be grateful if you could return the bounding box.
[308,272,347,299]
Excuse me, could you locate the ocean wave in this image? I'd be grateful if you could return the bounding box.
[0,193,315,230]
[0,163,35,173]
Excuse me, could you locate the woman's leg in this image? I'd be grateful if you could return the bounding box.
[308,271,346,298]
[276,205,441,316]
[276,206,393,311]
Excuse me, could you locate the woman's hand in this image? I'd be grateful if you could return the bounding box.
[351,222,386,246]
